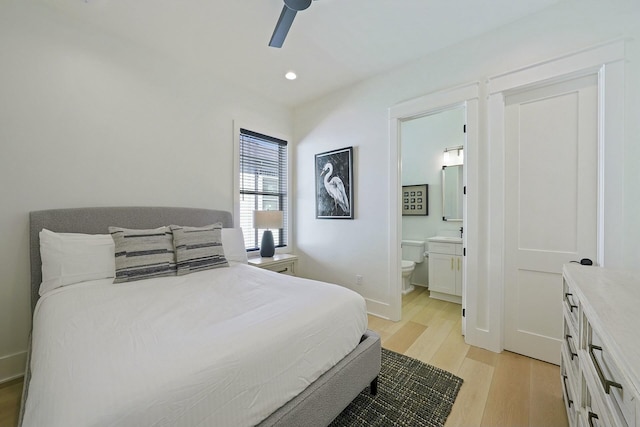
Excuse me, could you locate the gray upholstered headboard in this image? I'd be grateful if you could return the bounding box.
[29,207,233,313]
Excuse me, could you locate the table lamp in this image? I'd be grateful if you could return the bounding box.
[253,210,283,257]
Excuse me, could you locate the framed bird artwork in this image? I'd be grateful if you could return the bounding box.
[315,146,354,219]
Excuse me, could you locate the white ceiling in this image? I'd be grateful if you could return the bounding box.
[40,0,561,107]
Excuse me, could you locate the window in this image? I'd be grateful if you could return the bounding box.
[238,128,288,252]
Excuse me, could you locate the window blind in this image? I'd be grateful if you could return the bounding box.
[239,128,288,251]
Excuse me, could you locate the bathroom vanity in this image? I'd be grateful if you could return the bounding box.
[427,236,463,304]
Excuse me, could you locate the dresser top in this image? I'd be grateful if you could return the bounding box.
[563,264,640,391]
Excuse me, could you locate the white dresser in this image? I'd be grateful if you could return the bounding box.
[562,264,640,427]
[427,236,462,304]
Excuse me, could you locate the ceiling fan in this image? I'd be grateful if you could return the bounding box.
[269,0,314,48]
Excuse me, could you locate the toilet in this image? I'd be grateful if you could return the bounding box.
[401,240,426,295]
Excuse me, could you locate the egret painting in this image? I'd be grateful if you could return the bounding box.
[315,147,354,219]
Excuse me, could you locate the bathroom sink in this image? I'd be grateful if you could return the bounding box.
[427,236,462,243]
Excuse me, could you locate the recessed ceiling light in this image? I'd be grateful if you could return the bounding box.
[285,71,297,80]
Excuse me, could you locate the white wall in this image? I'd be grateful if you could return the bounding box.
[0,1,292,382]
[294,0,640,330]
[401,108,465,286]
[2,0,638,384]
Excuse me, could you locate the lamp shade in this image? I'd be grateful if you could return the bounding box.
[253,210,283,230]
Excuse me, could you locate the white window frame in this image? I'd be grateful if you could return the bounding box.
[233,121,292,256]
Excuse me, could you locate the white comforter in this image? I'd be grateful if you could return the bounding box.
[22,263,367,427]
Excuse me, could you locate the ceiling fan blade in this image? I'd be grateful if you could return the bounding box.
[269,6,297,48]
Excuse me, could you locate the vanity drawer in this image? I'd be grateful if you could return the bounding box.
[588,327,636,427]
[428,242,459,255]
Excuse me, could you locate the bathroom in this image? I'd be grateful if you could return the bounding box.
[401,106,465,303]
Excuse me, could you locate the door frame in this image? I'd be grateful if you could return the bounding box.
[487,40,625,353]
[388,83,480,338]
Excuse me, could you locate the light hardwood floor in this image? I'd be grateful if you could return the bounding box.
[0,378,21,427]
[369,286,569,427]
[0,286,569,427]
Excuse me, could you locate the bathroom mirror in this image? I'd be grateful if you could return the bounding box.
[442,165,463,221]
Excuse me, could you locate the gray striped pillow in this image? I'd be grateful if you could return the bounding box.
[170,223,229,275]
[109,226,176,283]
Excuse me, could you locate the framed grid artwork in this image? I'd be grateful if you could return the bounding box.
[402,184,428,216]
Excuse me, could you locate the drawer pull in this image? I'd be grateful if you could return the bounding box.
[562,375,573,408]
[564,293,578,312]
[588,411,599,427]
[589,345,623,394]
[276,268,289,273]
[565,335,578,360]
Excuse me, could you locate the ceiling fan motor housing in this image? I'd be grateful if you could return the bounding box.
[284,0,311,12]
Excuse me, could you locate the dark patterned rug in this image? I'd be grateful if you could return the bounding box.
[330,348,463,427]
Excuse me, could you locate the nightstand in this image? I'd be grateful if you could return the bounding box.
[248,253,298,276]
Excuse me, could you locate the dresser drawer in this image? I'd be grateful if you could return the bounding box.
[562,356,579,427]
[588,327,636,427]
[248,254,298,276]
[263,263,294,275]
[563,278,580,332]
[581,368,615,427]
[563,317,580,381]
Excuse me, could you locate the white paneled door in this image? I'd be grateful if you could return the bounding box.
[503,74,598,364]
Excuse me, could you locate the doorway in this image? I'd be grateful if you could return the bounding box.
[388,83,480,343]
[400,107,465,301]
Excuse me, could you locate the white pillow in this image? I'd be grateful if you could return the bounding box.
[39,229,115,295]
[221,228,248,263]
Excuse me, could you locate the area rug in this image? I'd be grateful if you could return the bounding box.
[330,348,463,427]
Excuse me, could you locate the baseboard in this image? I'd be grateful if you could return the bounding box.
[0,351,26,385]
[429,290,462,305]
[364,298,393,320]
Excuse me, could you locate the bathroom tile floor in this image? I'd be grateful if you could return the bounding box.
[367,286,569,427]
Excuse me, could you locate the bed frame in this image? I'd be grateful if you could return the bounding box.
[22,206,381,427]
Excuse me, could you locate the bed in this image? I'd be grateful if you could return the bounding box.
[20,206,381,427]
